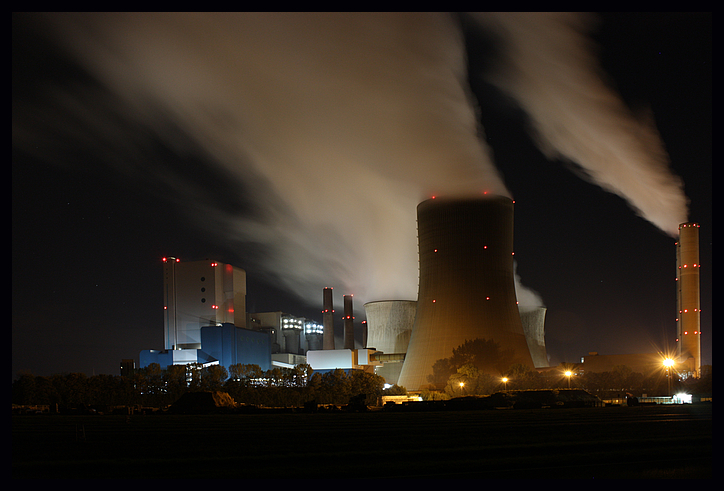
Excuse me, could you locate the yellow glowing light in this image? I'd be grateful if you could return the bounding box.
[663,358,675,368]
[565,371,572,377]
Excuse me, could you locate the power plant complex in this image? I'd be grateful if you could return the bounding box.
[139,195,704,388]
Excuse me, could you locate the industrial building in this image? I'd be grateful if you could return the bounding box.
[161,257,247,350]
[140,197,702,392]
[307,195,549,390]
[141,258,321,373]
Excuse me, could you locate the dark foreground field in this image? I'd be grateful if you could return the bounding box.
[13,403,711,479]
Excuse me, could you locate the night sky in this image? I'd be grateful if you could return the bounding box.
[12,13,711,379]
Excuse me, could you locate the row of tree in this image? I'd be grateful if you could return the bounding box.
[12,337,712,408]
[427,338,713,399]
[11,363,395,409]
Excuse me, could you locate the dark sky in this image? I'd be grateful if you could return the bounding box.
[12,13,711,379]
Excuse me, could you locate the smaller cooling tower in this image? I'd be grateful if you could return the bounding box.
[364,300,417,385]
[519,307,549,368]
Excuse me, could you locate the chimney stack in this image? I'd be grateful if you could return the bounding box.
[343,294,355,350]
[323,287,335,350]
[676,223,701,377]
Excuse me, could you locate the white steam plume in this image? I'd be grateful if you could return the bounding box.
[471,12,688,236]
[25,12,509,309]
[14,12,688,314]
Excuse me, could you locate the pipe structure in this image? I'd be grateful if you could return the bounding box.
[322,287,335,350]
[676,222,701,377]
[398,196,535,391]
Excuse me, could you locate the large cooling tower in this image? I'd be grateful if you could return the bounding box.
[364,300,417,385]
[397,196,535,391]
[519,307,549,368]
[676,223,701,376]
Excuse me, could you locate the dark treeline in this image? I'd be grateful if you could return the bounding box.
[429,361,713,400]
[425,339,713,400]
[11,363,401,409]
[12,350,712,409]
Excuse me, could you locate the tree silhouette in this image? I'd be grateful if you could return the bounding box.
[428,338,514,389]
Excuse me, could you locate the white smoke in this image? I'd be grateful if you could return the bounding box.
[14,12,687,313]
[471,12,688,236]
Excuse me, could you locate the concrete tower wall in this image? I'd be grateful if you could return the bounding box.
[519,307,549,368]
[364,300,416,354]
[364,300,416,385]
[676,222,701,376]
[397,196,535,391]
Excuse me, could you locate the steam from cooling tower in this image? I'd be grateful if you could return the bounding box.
[12,13,688,315]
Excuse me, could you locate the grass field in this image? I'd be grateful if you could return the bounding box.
[12,403,712,479]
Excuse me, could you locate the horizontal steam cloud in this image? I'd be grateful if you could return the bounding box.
[13,12,688,313]
[472,12,688,236]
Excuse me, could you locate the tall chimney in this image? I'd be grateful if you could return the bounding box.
[323,287,335,350]
[398,196,535,391]
[676,222,701,377]
[343,294,355,350]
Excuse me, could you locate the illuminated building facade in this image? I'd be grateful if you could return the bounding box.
[247,311,323,367]
[141,323,271,371]
[676,223,701,377]
[162,257,246,350]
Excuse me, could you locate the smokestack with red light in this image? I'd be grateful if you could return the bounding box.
[343,294,355,350]
[323,287,335,350]
[676,222,701,377]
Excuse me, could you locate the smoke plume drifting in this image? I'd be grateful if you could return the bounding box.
[13,13,688,313]
[471,12,688,236]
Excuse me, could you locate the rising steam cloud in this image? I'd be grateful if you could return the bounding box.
[13,12,687,312]
[472,12,688,236]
